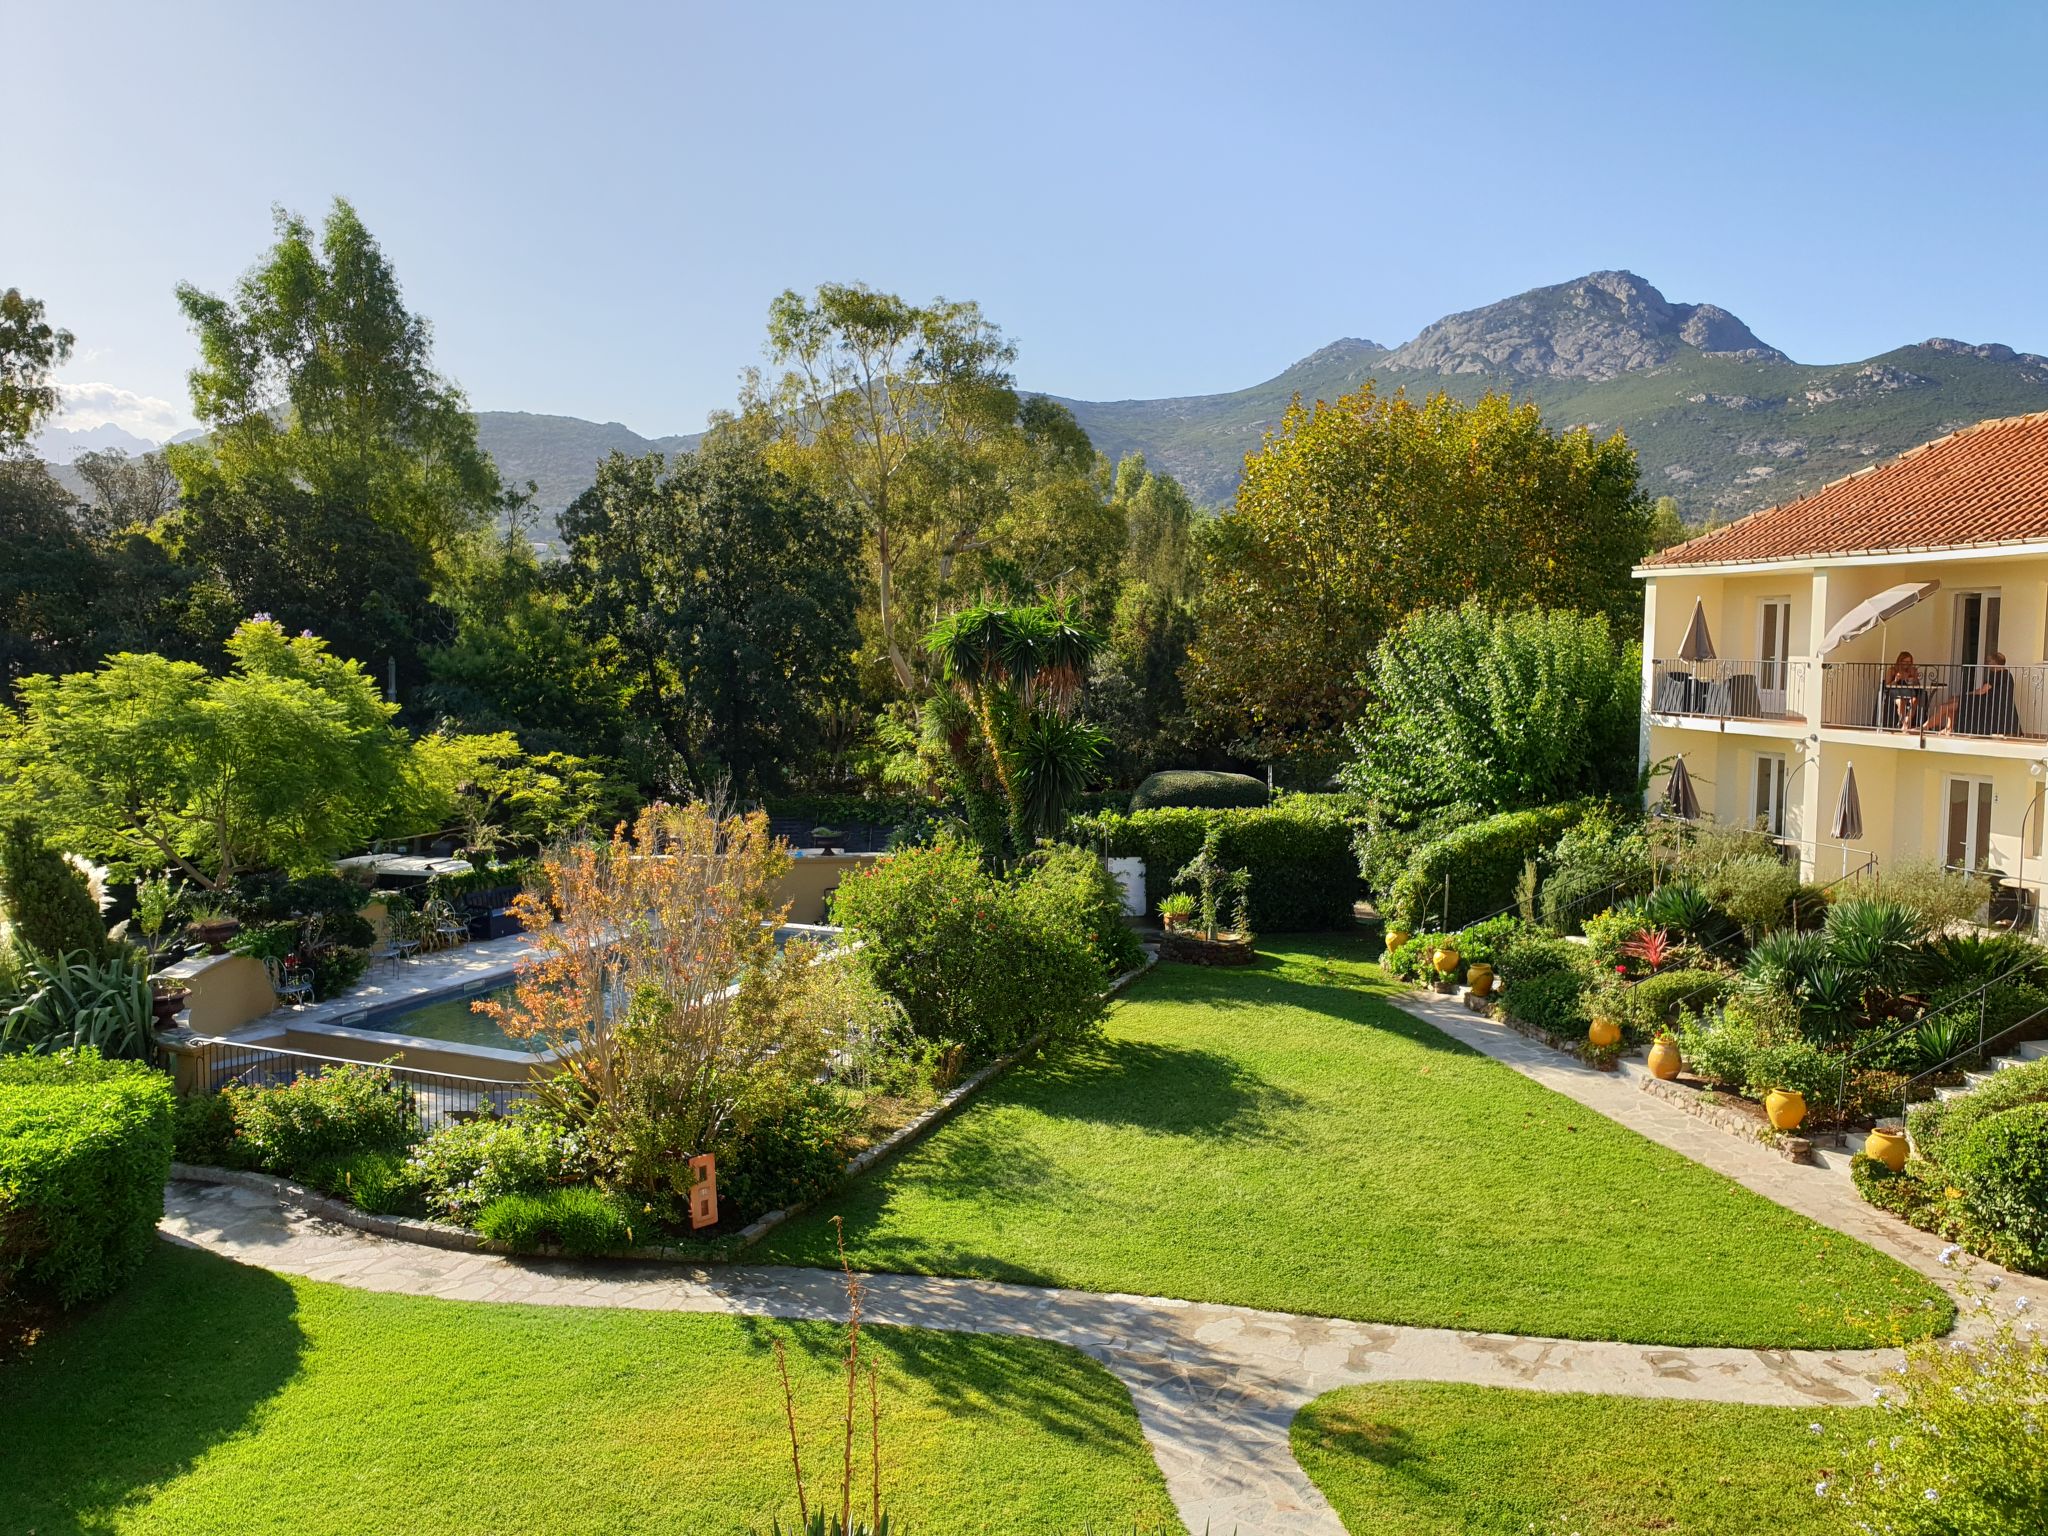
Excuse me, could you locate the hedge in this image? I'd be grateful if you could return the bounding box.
[1385,802,1591,932]
[0,1049,174,1308]
[1067,803,1357,931]
[1129,770,1268,812]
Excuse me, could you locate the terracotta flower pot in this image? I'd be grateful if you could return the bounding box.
[1647,1036,1682,1080]
[1864,1126,1909,1173]
[1765,1088,1807,1131]
[1587,1016,1622,1049]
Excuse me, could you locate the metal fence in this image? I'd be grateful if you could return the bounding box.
[178,1036,533,1125]
[1648,659,1808,721]
[1820,660,2048,739]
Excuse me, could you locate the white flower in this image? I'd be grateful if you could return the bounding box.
[1939,1244,1960,1266]
[1983,1275,2001,1289]
[1815,1480,1830,1498]
[2016,1296,2032,1312]
[1808,1422,1824,1436]
[1924,1489,1940,1503]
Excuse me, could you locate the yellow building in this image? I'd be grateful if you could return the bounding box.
[1636,411,2048,927]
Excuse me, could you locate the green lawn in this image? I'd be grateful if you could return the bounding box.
[764,938,1949,1347]
[0,1243,1180,1535]
[1293,1382,1872,1535]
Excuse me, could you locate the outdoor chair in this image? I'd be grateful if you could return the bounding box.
[265,957,314,1007]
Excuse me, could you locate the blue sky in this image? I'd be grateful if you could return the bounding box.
[14,0,2047,441]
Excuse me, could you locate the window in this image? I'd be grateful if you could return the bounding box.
[1751,752,1787,837]
[1757,597,1792,698]
[1945,776,1995,873]
[1954,591,2003,690]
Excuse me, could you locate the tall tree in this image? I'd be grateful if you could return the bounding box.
[0,288,72,456]
[169,199,502,561]
[562,425,860,795]
[1187,385,1648,761]
[72,448,179,536]
[756,283,1029,689]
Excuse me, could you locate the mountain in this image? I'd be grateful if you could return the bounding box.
[473,412,700,525]
[34,422,162,463]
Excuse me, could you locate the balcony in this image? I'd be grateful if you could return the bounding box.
[1820,660,2048,741]
[1649,659,1807,723]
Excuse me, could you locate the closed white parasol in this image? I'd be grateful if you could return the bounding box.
[1819,581,1941,655]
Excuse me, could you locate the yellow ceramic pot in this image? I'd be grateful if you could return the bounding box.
[1587,1016,1622,1049]
[1432,945,1461,976]
[1647,1036,1683,1080]
[1865,1126,1909,1173]
[1384,929,1411,953]
[1765,1088,1807,1131]
[1465,962,1495,996]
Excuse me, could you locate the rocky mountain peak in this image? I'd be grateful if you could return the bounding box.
[1382,270,1788,381]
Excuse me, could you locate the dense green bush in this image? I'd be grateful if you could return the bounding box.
[302,1147,426,1215]
[714,1083,857,1220]
[1500,971,1590,1038]
[1450,914,1525,967]
[223,1064,418,1176]
[475,1186,635,1255]
[1129,769,1267,811]
[1384,930,1451,983]
[1538,804,1652,933]
[0,815,107,963]
[1385,802,1589,932]
[1622,968,1732,1030]
[1910,1056,2048,1163]
[1495,931,1583,983]
[1944,1103,2048,1269]
[1067,802,1356,930]
[0,1049,173,1307]
[830,839,1108,1057]
[1742,1038,1846,1113]
[1677,991,1801,1092]
[410,1108,588,1221]
[171,1091,244,1166]
[1016,844,1145,976]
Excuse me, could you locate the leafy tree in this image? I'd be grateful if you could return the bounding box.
[0,815,106,960]
[71,448,178,536]
[925,601,1106,856]
[0,619,409,889]
[1187,385,1649,760]
[397,730,626,857]
[562,426,859,794]
[1340,602,1641,830]
[169,198,502,562]
[0,288,72,455]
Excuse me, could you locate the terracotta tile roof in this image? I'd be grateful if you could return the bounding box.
[1641,411,2048,568]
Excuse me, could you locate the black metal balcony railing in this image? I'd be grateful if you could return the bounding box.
[1649,659,1807,721]
[1819,660,2048,740]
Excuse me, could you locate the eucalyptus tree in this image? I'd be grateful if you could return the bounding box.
[0,288,72,456]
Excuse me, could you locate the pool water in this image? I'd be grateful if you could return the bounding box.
[368,985,540,1052]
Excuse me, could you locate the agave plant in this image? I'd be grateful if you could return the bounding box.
[1,946,155,1060]
[1794,962,1863,1044]
[1914,1011,1974,1073]
[1741,928,1827,994]
[1822,898,1927,993]
[1642,881,1717,942]
[1916,931,2045,994]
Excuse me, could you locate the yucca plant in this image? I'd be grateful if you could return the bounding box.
[1822,897,1926,997]
[1,946,155,1060]
[1642,881,1717,943]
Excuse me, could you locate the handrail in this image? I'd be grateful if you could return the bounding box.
[1835,952,2045,1122]
[1892,998,2048,1113]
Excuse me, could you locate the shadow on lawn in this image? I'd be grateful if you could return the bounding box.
[1142,947,1477,1059]
[1024,1033,1309,1140]
[0,1242,305,1535]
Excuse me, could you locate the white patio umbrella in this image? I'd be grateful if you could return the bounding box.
[1676,598,1716,663]
[1663,756,1701,820]
[1819,580,1941,655]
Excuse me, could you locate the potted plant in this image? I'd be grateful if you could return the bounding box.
[1162,832,1256,965]
[1384,926,1412,954]
[1648,1029,1683,1080]
[812,826,844,856]
[1587,1014,1622,1049]
[1158,892,1196,932]
[149,977,190,1025]
[1431,941,1461,991]
[184,899,241,956]
[1864,1123,1909,1172]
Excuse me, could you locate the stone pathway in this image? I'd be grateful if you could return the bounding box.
[162,1178,1906,1536]
[152,975,2047,1536]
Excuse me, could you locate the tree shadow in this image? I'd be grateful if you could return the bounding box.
[1025,1034,1310,1140]
[0,1242,306,1534]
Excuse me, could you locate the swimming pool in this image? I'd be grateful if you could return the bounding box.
[368,984,537,1052]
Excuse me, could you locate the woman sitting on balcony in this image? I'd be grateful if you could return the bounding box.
[1928,651,2021,736]
[1882,652,1924,730]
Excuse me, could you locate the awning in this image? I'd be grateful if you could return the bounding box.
[1676,598,1716,662]
[1819,581,1940,655]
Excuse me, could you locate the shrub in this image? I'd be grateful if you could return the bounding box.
[223,1064,418,1176]
[1911,1056,2048,1165]
[1622,967,1732,1030]
[1877,857,1995,932]
[1917,931,2047,994]
[0,815,106,962]
[475,1187,635,1255]
[1,946,154,1059]
[1450,913,1525,966]
[1016,844,1145,976]
[1944,1104,2048,1268]
[410,1108,588,1222]
[1701,854,1802,940]
[1581,907,1651,973]
[830,839,1107,1057]
[1678,991,1799,1091]
[1495,931,1583,983]
[1385,802,1589,932]
[1383,930,1448,982]
[302,1147,426,1216]
[304,944,370,1000]
[1500,970,1590,1038]
[171,1091,245,1166]
[1539,804,1653,933]
[1742,1037,1845,1113]
[1129,769,1267,811]
[0,1049,173,1307]
[714,1082,857,1220]
[1070,802,1356,930]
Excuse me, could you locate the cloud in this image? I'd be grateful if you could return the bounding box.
[50,381,195,441]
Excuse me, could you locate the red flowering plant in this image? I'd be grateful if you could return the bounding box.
[1618,926,1674,978]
